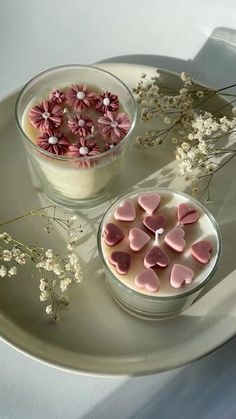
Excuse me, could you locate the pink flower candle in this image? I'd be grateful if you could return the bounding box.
[16,65,137,208]
[98,188,221,319]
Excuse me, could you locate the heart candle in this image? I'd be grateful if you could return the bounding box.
[98,188,222,319]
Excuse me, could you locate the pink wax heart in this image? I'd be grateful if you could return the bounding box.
[104,223,125,247]
[138,193,161,215]
[170,264,194,288]
[135,268,160,292]
[144,246,169,268]
[129,227,150,252]
[114,200,136,221]
[177,203,199,225]
[109,251,131,275]
[191,240,213,264]
[164,227,186,252]
[143,214,166,234]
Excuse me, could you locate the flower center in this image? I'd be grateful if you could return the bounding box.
[78,119,85,127]
[48,136,58,145]
[103,97,110,106]
[110,121,118,128]
[79,146,89,155]
[42,111,50,119]
[76,91,86,100]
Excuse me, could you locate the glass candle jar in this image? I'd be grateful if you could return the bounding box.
[98,188,222,319]
[15,65,137,208]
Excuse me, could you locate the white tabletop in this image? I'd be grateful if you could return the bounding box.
[1,0,236,418]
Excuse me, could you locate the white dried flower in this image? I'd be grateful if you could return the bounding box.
[3,250,12,261]
[39,278,48,292]
[179,88,188,95]
[40,290,49,301]
[0,265,7,278]
[15,253,27,265]
[60,278,72,292]
[45,305,53,315]
[67,243,74,251]
[8,266,17,277]
[68,253,79,265]
[196,91,204,98]
[0,232,12,243]
[45,249,53,259]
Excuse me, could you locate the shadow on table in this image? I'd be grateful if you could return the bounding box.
[81,335,236,419]
[99,27,236,90]
[79,26,236,418]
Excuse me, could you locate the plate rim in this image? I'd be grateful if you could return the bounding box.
[0,61,234,376]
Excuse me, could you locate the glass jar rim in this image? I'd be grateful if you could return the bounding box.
[97,187,222,301]
[15,64,137,162]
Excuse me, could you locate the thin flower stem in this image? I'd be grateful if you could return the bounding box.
[0,205,54,228]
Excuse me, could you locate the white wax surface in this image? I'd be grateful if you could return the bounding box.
[21,86,126,200]
[101,190,220,297]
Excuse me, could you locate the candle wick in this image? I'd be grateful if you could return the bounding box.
[154,228,164,245]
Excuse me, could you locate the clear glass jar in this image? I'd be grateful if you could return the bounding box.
[98,188,222,320]
[15,65,137,208]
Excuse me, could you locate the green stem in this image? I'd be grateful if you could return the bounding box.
[0,205,54,228]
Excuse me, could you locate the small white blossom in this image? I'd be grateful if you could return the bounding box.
[15,253,27,265]
[67,243,74,251]
[3,250,12,262]
[45,249,53,259]
[39,278,48,292]
[0,232,12,243]
[68,253,79,265]
[196,91,204,98]
[179,88,188,95]
[40,290,49,301]
[0,265,7,278]
[8,266,17,277]
[163,116,171,124]
[45,305,53,315]
[60,278,72,292]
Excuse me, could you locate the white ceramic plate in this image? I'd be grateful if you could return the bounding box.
[0,63,236,376]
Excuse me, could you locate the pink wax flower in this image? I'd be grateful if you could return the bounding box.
[68,138,101,168]
[49,89,66,104]
[68,114,94,137]
[37,129,70,155]
[98,111,131,142]
[95,91,119,114]
[29,100,63,131]
[66,84,96,110]
[68,138,100,157]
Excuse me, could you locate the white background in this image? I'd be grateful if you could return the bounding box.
[1,1,236,418]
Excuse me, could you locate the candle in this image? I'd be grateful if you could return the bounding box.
[16,65,137,208]
[98,188,221,319]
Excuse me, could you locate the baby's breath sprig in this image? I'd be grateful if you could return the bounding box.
[0,206,82,321]
[134,71,236,200]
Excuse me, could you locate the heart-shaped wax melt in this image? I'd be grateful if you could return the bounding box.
[170,264,194,288]
[164,227,186,252]
[191,240,212,264]
[177,203,199,225]
[104,223,125,246]
[135,268,160,292]
[114,200,136,221]
[138,193,161,215]
[129,227,150,252]
[109,251,131,275]
[143,214,166,234]
[144,246,169,268]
